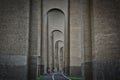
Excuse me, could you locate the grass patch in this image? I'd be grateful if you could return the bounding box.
[69,76,81,80]
[66,75,81,80]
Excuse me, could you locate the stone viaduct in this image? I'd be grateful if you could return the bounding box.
[0,0,120,80]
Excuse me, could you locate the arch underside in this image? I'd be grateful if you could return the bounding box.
[44,9,66,73]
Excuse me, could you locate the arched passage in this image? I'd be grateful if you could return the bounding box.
[41,8,68,73]
[55,40,64,71]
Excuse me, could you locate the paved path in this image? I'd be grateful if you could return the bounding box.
[54,73,70,80]
[43,72,70,80]
[43,74,52,80]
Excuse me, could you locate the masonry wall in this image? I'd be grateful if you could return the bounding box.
[0,0,29,80]
[92,0,120,80]
[28,0,41,80]
[80,0,93,79]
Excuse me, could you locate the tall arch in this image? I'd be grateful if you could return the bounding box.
[55,40,64,71]
[41,8,69,74]
[47,9,65,72]
[51,30,63,70]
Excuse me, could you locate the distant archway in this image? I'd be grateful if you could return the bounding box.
[41,8,69,74]
[47,9,65,72]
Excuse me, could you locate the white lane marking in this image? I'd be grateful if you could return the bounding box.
[52,73,55,80]
[61,73,71,80]
[52,72,71,80]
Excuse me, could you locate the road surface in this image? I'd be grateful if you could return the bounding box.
[43,72,70,80]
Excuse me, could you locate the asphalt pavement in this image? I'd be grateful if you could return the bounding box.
[43,72,70,80]
[43,74,53,80]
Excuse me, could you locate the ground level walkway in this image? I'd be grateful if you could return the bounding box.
[43,72,70,80]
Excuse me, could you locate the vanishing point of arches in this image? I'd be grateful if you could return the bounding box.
[41,8,69,74]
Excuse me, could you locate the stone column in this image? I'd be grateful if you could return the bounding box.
[28,0,41,79]
[42,15,48,74]
[70,0,82,77]
[80,0,93,80]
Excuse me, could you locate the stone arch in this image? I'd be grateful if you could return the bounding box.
[50,30,64,71]
[41,7,69,74]
[47,8,65,16]
[54,40,64,71]
[47,9,65,72]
